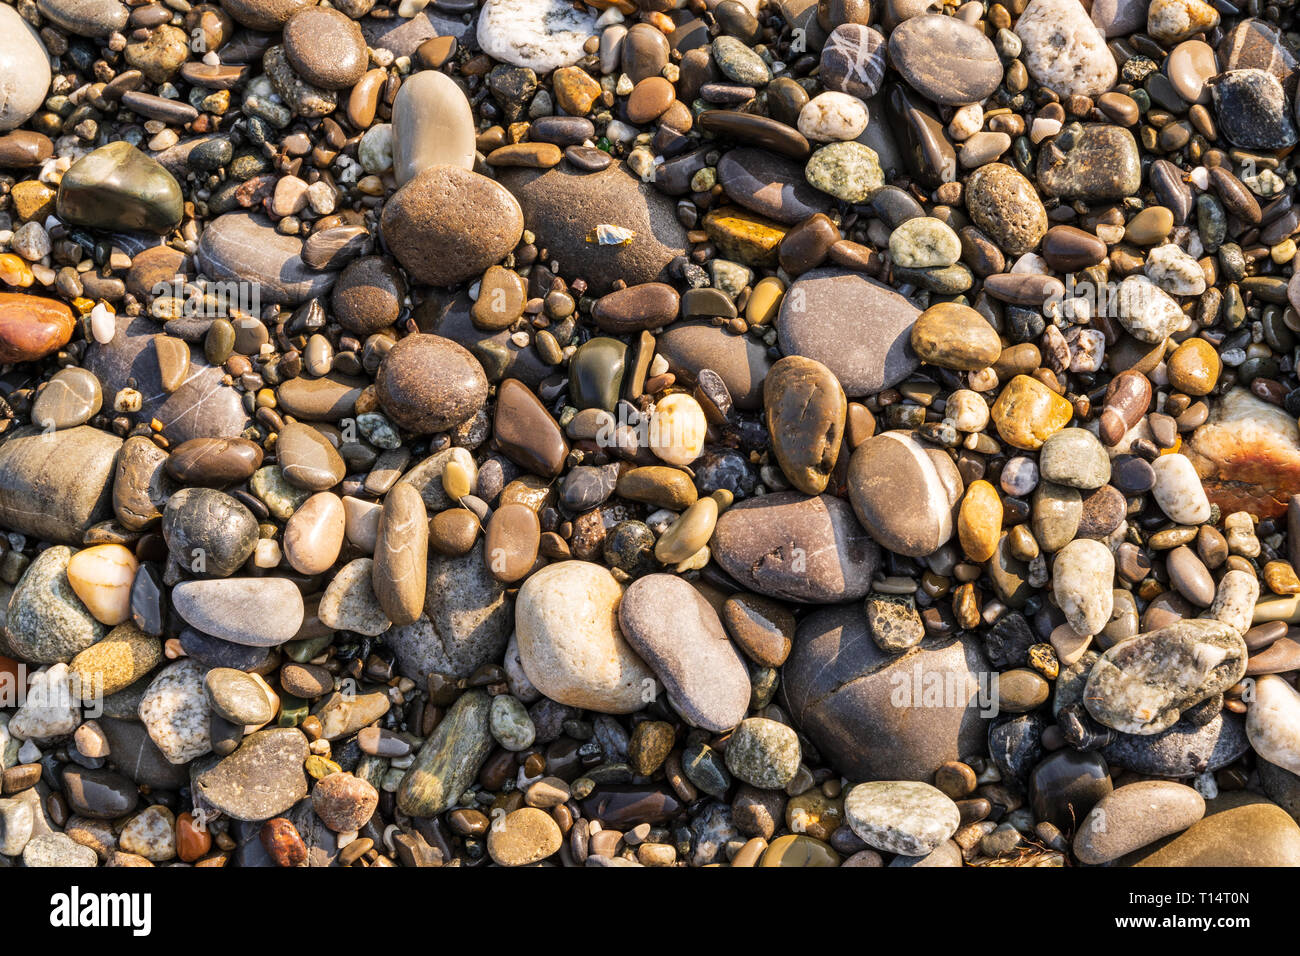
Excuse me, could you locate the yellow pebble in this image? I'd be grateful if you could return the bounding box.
[746,275,786,326]
[442,459,473,500]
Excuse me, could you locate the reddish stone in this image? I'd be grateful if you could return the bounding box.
[0,292,76,363]
[176,811,212,863]
[260,817,308,866]
[1185,387,1300,519]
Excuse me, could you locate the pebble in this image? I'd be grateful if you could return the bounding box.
[726,718,801,789]
[849,431,958,558]
[965,163,1048,255]
[391,69,476,186]
[889,15,1002,106]
[0,6,52,132]
[193,728,309,821]
[515,562,656,713]
[57,142,182,235]
[910,302,1000,370]
[777,268,919,397]
[785,606,988,780]
[381,166,523,288]
[1085,620,1248,734]
[844,781,961,856]
[138,659,211,765]
[1015,0,1118,97]
[764,356,846,495]
[476,0,595,72]
[713,492,879,602]
[376,333,489,434]
[172,578,305,647]
[618,574,750,732]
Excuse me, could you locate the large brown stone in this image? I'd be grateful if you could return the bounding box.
[782,604,991,782]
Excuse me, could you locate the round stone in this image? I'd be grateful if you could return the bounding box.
[376,334,489,434]
[725,718,801,789]
[844,781,961,856]
[283,6,367,89]
[515,561,655,713]
[910,301,1001,370]
[889,15,1002,106]
[380,165,524,288]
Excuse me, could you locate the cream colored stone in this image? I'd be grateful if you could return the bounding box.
[66,544,138,626]
[515,561,655,713]
[649,393,707,466]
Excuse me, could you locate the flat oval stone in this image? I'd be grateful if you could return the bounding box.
[276,421,345,491]
[476,0,595,72]
[373,483,429,626]
[172,578,306,647]
[391,69,475,186]
[331,256,405,336]
[162,487,258,578]
[1039,427,1111,489]
[655,320,771,410]
[845,781,960,856]
[888,15,1001,106]
[910,301,1001,371]
[618,574,750,733]
[281,491,344,576]
[498,163,688,295]
[205,667,274,725]
[765,355,846,495]
[965,163,1048,255]
[381,165,523,288]
[712,491,880,603]
[282,6,367,90]
[848,431,959,557]
[515,561,655,713]
[1074,780,1206,864]
[375,333,488,433]
[493,378,569,478]
[777,268,919,397]
[0,5,52,132]
[1086,619,1247,735]
[820,23,887,100]
[197,211,336,306]
[57,141,182,234]
[0,292,76,363]
[786,607,990,781]
[276,372,366,422]
[166,437,263,487]
[193,728,310,821]
[483,502,540,584]
[591,283,680,334]
[0,425,121,545]
[716,148,829,225]
[31,366,102,430]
